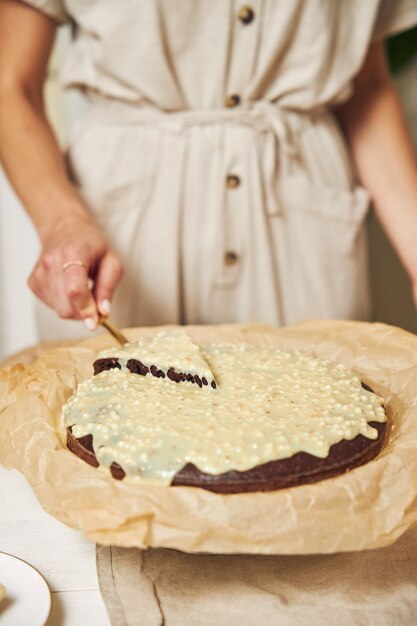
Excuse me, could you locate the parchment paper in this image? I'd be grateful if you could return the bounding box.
[1,320,417,555]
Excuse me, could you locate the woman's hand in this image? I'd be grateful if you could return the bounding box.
[29,215,124,329]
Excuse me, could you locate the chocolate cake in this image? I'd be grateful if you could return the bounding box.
[62,330,388,493]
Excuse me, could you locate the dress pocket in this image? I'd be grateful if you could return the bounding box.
[271,177,371,322]
[277,177,370,224]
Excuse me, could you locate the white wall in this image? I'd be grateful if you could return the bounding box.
[0,171,39,358]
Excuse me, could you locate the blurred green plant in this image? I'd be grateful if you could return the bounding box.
[387,26,417,74]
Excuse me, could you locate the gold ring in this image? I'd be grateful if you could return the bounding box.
[62,260,88,272]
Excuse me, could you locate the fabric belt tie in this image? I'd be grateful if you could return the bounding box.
[86,95,311,217]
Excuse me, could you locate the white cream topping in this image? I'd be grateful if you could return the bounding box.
[62,337,386,485]
[98,329,215,384]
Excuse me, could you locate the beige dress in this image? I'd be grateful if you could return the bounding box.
[23,0,417,338]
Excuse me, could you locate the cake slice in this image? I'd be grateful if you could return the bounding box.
[94,329,217,388]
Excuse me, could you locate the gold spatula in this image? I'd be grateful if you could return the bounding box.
[98,316,129,346]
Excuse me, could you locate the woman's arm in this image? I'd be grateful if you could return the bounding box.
[0,0,123,329]
[336,43,417,309]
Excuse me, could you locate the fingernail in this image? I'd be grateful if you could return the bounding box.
[84,317,97,331]
[99,299,111,315]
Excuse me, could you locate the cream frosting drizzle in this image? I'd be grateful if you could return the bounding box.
[98,329,215,385]
[62,334,386,485]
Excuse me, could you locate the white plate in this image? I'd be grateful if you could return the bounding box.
[0,552,51,626]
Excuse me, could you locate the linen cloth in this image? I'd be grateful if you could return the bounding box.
[96,526,417,626]
[20,0,417,336]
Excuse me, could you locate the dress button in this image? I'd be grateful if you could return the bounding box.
[238,5,255,25]
[226,174,241,189]
[225,94,241,108]
[224,251,239,266]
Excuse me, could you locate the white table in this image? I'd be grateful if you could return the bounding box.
[0,467,110,626]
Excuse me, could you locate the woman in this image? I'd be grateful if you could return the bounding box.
[0,0,417,338]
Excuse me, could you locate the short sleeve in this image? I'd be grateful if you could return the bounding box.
[373,0,417,41]
[20,0,68,24]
